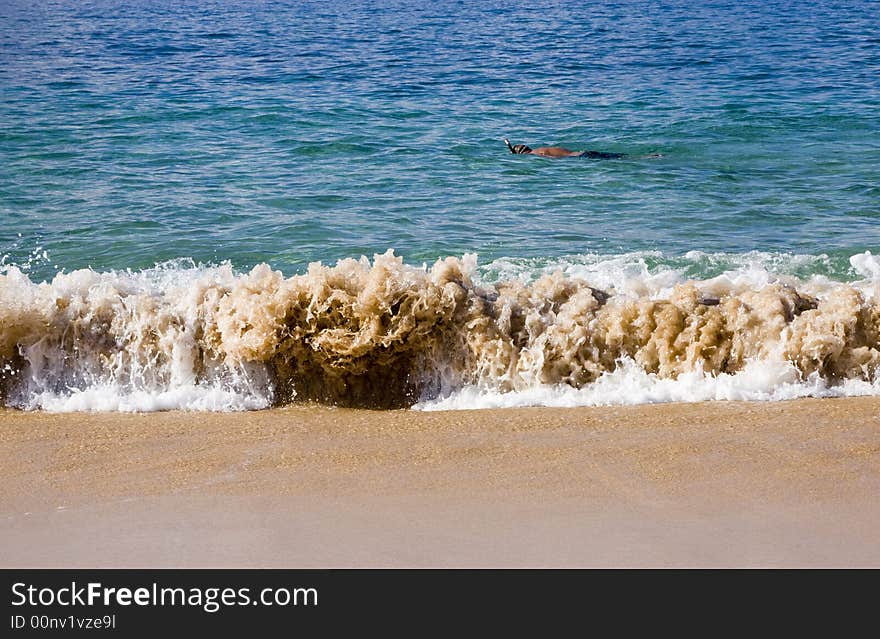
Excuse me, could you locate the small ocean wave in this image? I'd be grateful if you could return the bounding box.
[2,250,880,411]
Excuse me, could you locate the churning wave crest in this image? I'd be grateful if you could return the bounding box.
[2,250,880,412]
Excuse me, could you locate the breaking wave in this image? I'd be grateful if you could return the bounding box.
[2,250,880,412]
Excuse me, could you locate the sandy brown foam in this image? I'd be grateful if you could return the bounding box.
[2,251,880,409]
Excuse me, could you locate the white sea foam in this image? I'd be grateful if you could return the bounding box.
[414,358,880,411]
[30,383,270,413]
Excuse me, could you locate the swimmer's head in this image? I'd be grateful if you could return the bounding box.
[504,138,532,154]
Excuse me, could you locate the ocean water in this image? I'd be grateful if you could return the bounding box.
[2,0,880,411]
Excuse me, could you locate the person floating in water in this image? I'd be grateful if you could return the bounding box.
[504,138,649,159]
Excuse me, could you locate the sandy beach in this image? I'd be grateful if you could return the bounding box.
[1,397,879,568]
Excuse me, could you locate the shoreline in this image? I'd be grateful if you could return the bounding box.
[2,397,879,567]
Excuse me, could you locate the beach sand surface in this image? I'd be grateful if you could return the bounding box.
[1,397,879,567]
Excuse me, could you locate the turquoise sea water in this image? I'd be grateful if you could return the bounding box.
[2,0,879,282]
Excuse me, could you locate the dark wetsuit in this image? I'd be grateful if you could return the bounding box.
[577,150,626,159]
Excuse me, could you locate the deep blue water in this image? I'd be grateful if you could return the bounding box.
[2,0,879,281]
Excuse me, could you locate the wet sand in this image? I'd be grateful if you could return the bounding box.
[1,397,879,567]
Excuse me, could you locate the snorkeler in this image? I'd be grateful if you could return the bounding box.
[504,138,631,159]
